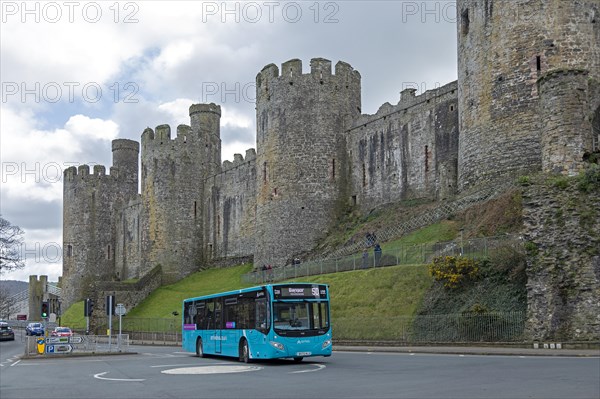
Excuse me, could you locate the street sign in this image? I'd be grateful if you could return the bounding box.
[46,337,69,344]
[46,344,72,354]
[70,336,84,344]
[115,304,126,316]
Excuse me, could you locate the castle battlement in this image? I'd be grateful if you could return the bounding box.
[64,164,121,182]
[350,80,458,130]
[141,124,196,147]
[256,58,361,88]
[221,149,257,172]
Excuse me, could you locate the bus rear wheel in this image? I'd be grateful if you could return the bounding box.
[196,338,204,358]
[239,340,251,363]
[293,357,304,362]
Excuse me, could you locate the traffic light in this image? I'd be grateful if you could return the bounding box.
[41,301,49,318]
[84,298,94,317]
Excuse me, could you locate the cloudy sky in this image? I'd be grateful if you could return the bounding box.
[0,0,457,282]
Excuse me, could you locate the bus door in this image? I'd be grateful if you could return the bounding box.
[213,299,223,353]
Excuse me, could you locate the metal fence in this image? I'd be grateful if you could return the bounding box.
[95,317,182,344]
[242,236,521,285]
[99,312,525,344]
[334,312,526,342]
[25,334,131,356]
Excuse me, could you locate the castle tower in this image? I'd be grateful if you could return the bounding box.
[254,58,361,267]
[456,0,599,189]
[62,139,139,307]
[140,104,221,281]
[538,69,594,175]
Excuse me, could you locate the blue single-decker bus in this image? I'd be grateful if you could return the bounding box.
[182,283,332,362]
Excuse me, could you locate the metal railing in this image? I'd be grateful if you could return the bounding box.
[24,334,131,356]
[323,180,516,261]
[242,236,521,285]
[95,312,525,344]
[334,312,526,342]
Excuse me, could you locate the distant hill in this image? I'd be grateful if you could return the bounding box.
[0,280,28,296]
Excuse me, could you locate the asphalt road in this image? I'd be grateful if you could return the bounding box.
[1,342,598,399]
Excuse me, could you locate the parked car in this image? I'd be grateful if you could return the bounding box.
[51,327,73,337]
[25,322,44,336]
[0,322,15,341]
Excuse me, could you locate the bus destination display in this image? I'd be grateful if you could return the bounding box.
[273,285,327,299]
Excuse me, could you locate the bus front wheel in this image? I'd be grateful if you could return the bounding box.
[196,338,204,358]
[239,340,251,363]
[293,357,303,362]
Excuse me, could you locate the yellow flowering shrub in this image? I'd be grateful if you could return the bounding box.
[428,256,480,289]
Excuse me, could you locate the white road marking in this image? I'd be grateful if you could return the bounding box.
[10,360,21,367]
[290,364,326,374]
[151,363,204,368]
[161,365,262,375]
[94,372,145,382]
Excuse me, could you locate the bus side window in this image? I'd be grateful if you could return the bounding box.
[195,302,205,330]
[255,298,270,333]
[205,301,215,329]
[214,299,223,329]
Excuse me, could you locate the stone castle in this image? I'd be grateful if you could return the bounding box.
[62,0,600,337]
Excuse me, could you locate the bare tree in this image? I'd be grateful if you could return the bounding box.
[0,285,16,319]
[0,215,25,274]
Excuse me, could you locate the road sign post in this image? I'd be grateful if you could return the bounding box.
[115,303,126,350]
[107,295,114,351]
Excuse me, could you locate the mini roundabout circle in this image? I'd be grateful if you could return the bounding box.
[161,365,263,375]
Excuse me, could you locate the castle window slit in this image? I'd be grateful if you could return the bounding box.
[332,158,336,180]
[263,162,267,183]
[362,163,367,187]
[461,9,469,35]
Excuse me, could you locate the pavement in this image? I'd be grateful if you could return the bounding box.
[333,344,600,357]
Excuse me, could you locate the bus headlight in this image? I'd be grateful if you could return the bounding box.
[270,341,285,351]
[322,340,332,349]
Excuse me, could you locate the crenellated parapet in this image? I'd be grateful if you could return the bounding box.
[141,124,194,147]
[256,58,360,97]
[351,81,458,128]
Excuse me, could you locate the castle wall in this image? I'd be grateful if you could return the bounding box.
[204,150,257,261]
[253,58,361,268]
[62,139,138,307]
[522,177,600,341]
[457,0,599,190]
[347,81,459,211]
[115,196,142,280]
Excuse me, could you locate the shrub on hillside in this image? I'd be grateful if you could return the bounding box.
[428,256,480,289]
